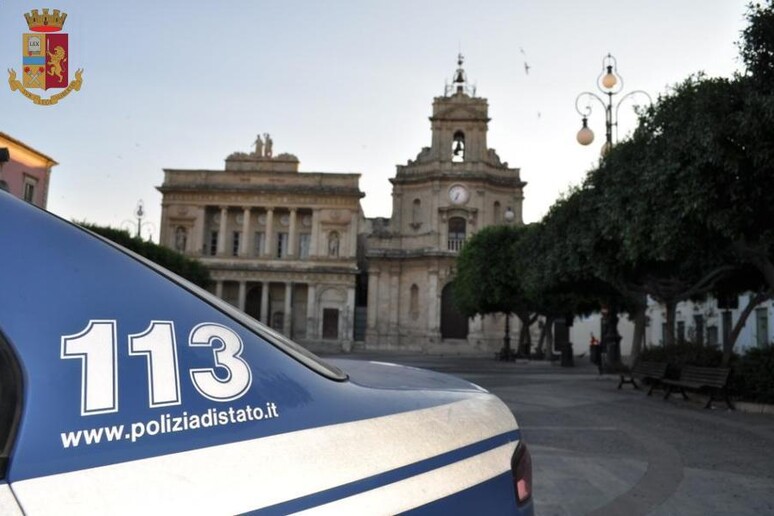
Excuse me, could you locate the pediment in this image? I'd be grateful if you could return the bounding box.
[433,105,488,121]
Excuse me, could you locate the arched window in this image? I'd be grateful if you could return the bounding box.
[328,231,340,257]
[411,199,422,228]
[174,226,188,253]
[493,202,501,224]
[410,284,419,319]
[452,130,465,162]
[448,217,466,251]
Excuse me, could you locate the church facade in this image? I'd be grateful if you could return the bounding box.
[157,57,526,354]
[364,57,526,352]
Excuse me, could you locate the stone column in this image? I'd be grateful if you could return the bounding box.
[193,207,206,256]
[392,191,403,233]
[240,208,251,256]
[288,208,297,256]
[343,286,356,351]
[283,282,293,336]
[440,214,449,251]
[217,207,228,255]
[306,284,317,340]
[348,212,358,257]
[366,268,380,333]
[237,281,246,311]
[260,281,269,324]
[310,209,320,258]
[215,280,223,299]
[431,180,440,238]
[263,208,274,258]
[427,270,439,334]
[388,268,400,340]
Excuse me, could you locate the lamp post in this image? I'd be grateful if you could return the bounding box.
[122,199,156,241]
[498,207,517,361]
[575,53,652,156]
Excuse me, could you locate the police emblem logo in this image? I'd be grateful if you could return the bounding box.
[7,9,84,106]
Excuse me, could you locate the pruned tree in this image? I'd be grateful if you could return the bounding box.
[453,225,539,358]
[79,223,212,288]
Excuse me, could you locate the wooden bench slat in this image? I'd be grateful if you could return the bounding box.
[662,365,733,409]
[618,361,668,394]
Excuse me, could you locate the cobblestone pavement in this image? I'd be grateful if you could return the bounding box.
[324,352,774,516]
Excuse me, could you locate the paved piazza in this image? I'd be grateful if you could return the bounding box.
[325,352,774,515]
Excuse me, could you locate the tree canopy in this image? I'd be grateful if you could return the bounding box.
[451,1,774,357]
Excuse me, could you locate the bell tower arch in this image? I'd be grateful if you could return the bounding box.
[429,54,491,163]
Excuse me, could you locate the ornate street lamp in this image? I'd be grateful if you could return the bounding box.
[498,206,517,361]
[575,53,652,156]
[122,199,156,240]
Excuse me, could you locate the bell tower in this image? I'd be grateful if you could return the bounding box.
[428,54,490,163]
[365,54,526,353]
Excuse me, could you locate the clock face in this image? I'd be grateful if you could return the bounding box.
[448,184,470,205]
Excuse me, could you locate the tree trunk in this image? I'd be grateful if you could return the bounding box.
[630,305,647,363]
[723,290,772,366]
[664,300,677,346]
[602,309,622,367]
[536,316,554,359]
[518,324,531,356]
[537,319,547,355]
[517,312,533,357]
[546,320,554,356]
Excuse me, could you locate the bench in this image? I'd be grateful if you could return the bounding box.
[618,361,668,395]
[662,365,734,409]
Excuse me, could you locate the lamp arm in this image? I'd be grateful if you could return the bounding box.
[613,89,653,140]
[575,91,606,118]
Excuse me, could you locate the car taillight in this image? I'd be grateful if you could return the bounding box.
[511,441,532,505]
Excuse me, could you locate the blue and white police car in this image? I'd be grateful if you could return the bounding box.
[0,190,533,515]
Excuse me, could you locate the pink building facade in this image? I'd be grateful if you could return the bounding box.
[0,132,57,208]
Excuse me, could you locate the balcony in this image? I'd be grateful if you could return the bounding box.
[447,238,465,252]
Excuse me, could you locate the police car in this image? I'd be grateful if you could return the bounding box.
[0,190,533,515]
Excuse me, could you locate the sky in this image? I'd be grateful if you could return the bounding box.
[0,0,751,240]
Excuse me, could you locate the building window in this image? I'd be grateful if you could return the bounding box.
[299,233,311,259]
[452,130,465,162]
[322,308,339,339]
[209,231,218,256]
[174,226,187,253]
[232,231,240,257]
[493,201,501,224]
[277,232,288,258]
[23,177,37,203]
[410,284,419,319]
[328,231,340,257]
[254,231,265,256]
[677,321,686,343]
[448,217,466,251]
